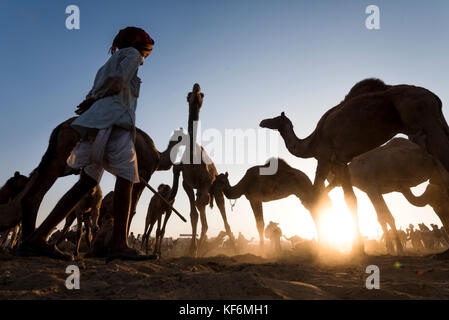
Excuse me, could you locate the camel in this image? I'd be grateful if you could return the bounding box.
[0,117,181,241]
[211,158,331,251]
[0,172,29,247]
[84,191,114,258]
[55,185,102,256]
[141,165,181,257]
[260,78,449,254]
[0,172,29,204]
[236,232,254,252]
[401,185,449,255]
[325,137,449,255]
[283,235,305,249]
[187,83,203,165]
[176,84,236,257]
[200,231,228,256]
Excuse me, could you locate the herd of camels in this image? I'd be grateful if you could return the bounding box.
[1,78,449,260]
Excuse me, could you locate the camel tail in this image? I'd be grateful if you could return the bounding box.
[209,193,214,209]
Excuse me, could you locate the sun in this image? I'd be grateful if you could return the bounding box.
[317,188,382,253]
[318,199,355,253]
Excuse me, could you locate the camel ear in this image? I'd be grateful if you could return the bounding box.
[225,172,229,178]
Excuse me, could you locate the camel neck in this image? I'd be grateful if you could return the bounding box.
[223,179,245,200]
[279,124,314,159]
[168,168,181,201]
[401,188,428,207]
[158,141,180,171]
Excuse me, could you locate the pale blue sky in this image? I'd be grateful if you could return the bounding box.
[0,1,448,241]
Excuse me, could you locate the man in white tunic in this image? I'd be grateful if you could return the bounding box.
[18,27,155,260]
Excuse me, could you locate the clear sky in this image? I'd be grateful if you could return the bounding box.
[1,1,448,244]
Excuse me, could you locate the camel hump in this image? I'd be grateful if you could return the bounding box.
[344,78,389,101]
[262,157,289,169]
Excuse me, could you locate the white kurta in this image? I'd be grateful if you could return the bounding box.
[71,47,142,140]
[67,47,143,183]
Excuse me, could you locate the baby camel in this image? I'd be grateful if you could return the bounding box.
[55,185,102,256]
[211,158,331,252]
[142,165,181,257]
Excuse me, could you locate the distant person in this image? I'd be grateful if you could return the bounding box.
[264,221,282,254]
[407,224,424,252]
[237,232,253,251]
[430,224,447,249]
[129,232,136,247]
[17,27,155,261]
[419,223,434,249]
[398,228,408,250]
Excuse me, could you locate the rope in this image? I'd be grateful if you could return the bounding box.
[229,199,237,211]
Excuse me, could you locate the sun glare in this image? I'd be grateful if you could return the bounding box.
[317,189,383,253]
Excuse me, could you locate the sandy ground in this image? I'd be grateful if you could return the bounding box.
[1,244,449,300]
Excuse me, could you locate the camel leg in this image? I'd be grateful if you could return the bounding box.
[84,216,93,250]
[21,125,79,239]
[127,182,145,236]
[158,211,172,257]
[141,213,152,252]
[434,216,449,259]
[21,174,60,239]
[366,191,403,255]
[8,225,19,249]
[11,224,22,249]
[214,191,237,253]
[338,165,364,255]
[0,229,10,247]
[195,187,210,253]
[91,203,101,237]
[153,217,162,256]
[145,222,156,254]
[56,212,77,245]
[312,160,332,243]
[75,217,83,257]
[183,181,199,257]
[249,200,265,254]
[21,170,97,250]
[197,204,208,253]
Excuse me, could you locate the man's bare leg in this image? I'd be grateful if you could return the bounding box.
[17,171,97,259]
[106,176,157,261]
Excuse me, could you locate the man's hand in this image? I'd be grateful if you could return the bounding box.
[75,97,97,115]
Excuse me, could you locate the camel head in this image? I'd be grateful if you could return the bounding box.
[424,184,449,226]
[157,183,171,197]
[0,171,30,204]
[212,172,230,193]
[187,83,204,120]
[259,112,293,131]
[170,128,188,145]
